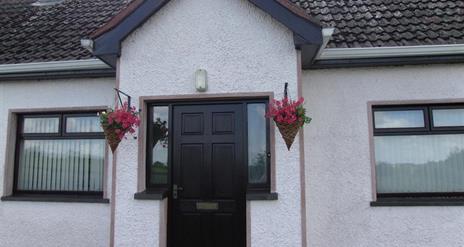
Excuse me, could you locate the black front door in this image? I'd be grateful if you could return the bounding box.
[171,103,246,247]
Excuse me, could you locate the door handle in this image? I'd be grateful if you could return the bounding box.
[173,184,184,199]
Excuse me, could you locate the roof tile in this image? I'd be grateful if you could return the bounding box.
[292,0,464,48]
[2,0,464,64]
[0,0,133,64]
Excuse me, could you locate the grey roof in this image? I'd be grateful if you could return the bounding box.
[1,0,464,65]
[0,0,132,64]
[291,0,464,48]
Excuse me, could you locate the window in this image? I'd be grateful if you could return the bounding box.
[14,113,105,196]
[246,103,270,190]
[146,100,270,192]
[373,104,464,199]
[147,106,169,188]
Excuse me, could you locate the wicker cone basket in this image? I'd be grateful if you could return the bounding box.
[275,119,303,150]
[103,127,122,153]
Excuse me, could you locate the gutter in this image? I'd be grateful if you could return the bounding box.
[314,27,335,59]
[0,59,109,74]
[317,44,464,60]
[0,59,114,81]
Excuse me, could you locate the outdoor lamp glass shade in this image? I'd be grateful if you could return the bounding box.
[195,69,207,92]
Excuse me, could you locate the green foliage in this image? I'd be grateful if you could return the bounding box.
[297,105,312,124]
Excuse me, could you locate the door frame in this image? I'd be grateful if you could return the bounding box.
[170,103,246,247]
[139,93,275,247]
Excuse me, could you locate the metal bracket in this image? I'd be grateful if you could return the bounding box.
[284,82,289,98]
[114,88,132,111]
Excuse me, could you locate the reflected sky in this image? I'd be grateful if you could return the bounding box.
[375,134,464,165]
[433,109,464,127]
[248,104,266,155]
[374,110,424,129]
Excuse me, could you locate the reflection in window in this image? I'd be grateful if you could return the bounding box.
[66,116,102,133]
[247,104,268,184]
[433,108,464,127]
[17,139,105,192]
[374,110,424,129]
[375,134,464,193]
[151,107,169,185]
[23,117,60,134]
[16,112,105,195]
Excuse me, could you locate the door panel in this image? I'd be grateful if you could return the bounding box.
[171,104,246,247]
[182,113,204,135]
[212,112,235,134]
[180,144,204,199]
[212,144,235,198]
[212,214,235,247]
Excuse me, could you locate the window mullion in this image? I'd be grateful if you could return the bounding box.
[14,112,105,197]
[373,103,464,200]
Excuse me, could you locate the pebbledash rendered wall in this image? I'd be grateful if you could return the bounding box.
[303,64,464,247]
[115,0,304,246]
[0,78,114,247]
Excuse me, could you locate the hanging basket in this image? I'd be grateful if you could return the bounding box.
[99,98,141,153]
[265,83,311,151]
[103,126,122,153]
[275,119,304,150]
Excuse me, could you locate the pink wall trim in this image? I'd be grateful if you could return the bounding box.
[109,59,121,247]
[297,50,307,247]
[138,92,275,247]
[2,111,17,197]
[367,102,377,202]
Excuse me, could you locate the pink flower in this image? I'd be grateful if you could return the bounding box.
[101,101,141,142]
[266,96,307,125]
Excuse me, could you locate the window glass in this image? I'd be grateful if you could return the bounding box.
[375,134,464,193]
[66,116,102,133]
[374,110,424,129]
[23,117,60,134]
[150,106,169,185]
[16,112,105,195]
[17,139,105,192]
[433,108,464,127]
[247,103,268,184]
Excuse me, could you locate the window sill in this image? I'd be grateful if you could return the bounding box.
[246,192,278,201]
[371,198,464,207]
[134,189,169,200]
[1,195,109,204]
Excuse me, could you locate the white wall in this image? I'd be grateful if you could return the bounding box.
[117,0,303,246]
[303,64,464,247]
[0,78,114,247]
